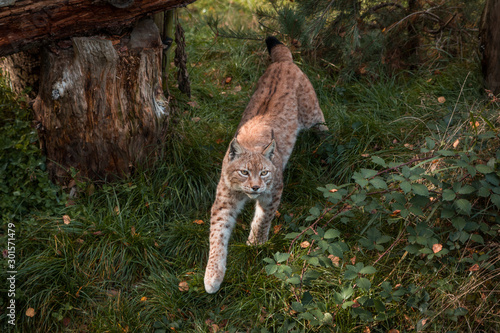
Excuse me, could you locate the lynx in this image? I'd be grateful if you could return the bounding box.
[204,37,328,293]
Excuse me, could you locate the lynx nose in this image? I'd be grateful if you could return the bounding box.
[252,186,260,192]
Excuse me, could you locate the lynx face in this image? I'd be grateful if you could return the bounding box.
[224,138,276,199]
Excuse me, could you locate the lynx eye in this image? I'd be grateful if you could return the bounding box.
[238,170,249,177]
[260,170,269,177]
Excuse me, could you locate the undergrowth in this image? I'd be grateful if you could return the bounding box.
[1,0,499,332]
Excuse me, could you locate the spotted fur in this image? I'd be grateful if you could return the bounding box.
[204,37,328,293]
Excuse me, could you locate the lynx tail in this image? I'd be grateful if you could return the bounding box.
[265,36,293,63]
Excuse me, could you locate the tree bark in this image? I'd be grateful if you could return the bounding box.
[0,0,195,57]
[31,18,169,182]
[480,0,500,95]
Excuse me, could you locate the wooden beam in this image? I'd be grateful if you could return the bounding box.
[0,0,195,57]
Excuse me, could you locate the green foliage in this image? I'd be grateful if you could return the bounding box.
[264,124,500,330]
[255,0,484,78]
[0,74,65,221]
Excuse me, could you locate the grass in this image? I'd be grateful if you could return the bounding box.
[1,0,499,332]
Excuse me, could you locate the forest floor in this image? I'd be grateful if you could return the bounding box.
[1,0,499,332]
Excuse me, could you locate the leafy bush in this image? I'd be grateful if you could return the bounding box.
[0,72,65,221]
[263,114,500,330]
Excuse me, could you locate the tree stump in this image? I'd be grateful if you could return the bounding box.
[480,0,500,95]
[30,18,169,181]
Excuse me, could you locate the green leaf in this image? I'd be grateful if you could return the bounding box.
[470,234,484,244]
[457,185,476,195]
[404,244,420,254]
[425,137,436,149]
[274,252,290,263]
[344,269,358,280]
[263,258,275,264]
[400,181,412,194]
[442,189,456,201]
[371,156,386,167]
[452,218,466,231]
[265,264,278,275]
[309,207,321,217]
[491,194,500,209]
[369,177,388,189]
[324,229,341,239]
[476,164,494,174]
[455,199,472,215]
[340,286,354,300]
[359,266,377,275]
[292,302,305,312]
[376,235,392,244]
[286,276,301,285]
[356,277,371,290]
[360,168,378,178]
[412,184,429,197]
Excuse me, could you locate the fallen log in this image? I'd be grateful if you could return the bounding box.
[0,0,195,57]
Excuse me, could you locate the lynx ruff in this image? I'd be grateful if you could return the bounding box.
[204,37,328,293]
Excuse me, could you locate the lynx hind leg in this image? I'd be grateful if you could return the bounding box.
[297,77,329,132]
[204,194,247,294]
[247,190,282,245]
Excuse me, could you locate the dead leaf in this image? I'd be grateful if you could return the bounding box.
[432,243,443,254]
[140,296,148,301]
[300,241,310,248]
[362,327,370,333]
[26,307,35,317]
[390,210,401,217]
[191,117,201,122]
[63,215,71,225]
[275,211,281,218]
[329,188,338,193]
[469,264,480,272]
[233,85,242,93]
[106,289,119,297]
[114,206,120,215]
[193,220,204,225]
[178,281,189,292]
[225,77,232,84]
[453,139,460,148]
[350,256,356,265]
[209,323,220,333]
[187,101,199,108]
[359,65,368,75]
[438,96,446,103]
[62,317,71,327]
[273,224,282,234]
[131,226,136,236]
[388,329,400,333]
[328,255,340,267]
[216,138,224,144]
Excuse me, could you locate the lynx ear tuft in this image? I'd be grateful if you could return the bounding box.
[262,139,276,160]
[229,138,245,160]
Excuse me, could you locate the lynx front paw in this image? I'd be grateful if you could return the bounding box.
[204,264,225,294]
[246,235,268,246]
